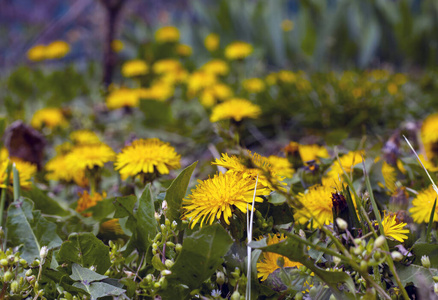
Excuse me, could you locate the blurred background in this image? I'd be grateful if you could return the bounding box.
[2,0,438,70]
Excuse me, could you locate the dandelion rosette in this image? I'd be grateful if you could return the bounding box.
[183,172,269,228]
[114,138,181,180]
[257,233,303,281]
[210,98,261,122]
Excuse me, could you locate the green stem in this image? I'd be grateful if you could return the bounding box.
[0,165,11,227]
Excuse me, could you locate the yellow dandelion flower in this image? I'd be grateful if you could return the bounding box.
[183,172,269,228]
[224,41,253,60]
[381,212,409,242]
[381,161,397,194]
[257,233,302,281]
[111,39,124,53]
[298,144,330,164]
[121,59,148,77]
[152,59,183,74]
[204,33,220,52]
[242,78,265,93]
[417,154,438,172]
[0,148,8,161]
[187,71,217,97]
[70,130,101,145]
[100,219,124,235]
[201,59,229,76]
[65,144,116,173]
[212,151,285,191]
[281,19,294,32]
[31,108,67,130]
[45,40,70,59]
[410,185,438,223]
[266,73,277,86]
[176,44,192,57]
[45,154,88,187]
[160,68,188,85]
[27,45,46,62]
[387,83,398,95]
[76,190,107,215]
[0,158,37,189]
[106,88,139,110]
[267,156,295,178]
[294,185,334,228]
[324,151,364,185]
[200,83,233,107]
[137,81,174,101]
[393,73,407,85]
[210,98,261,122]
[421,114,438,159]
[155,26,180,43]
[277,70,297,83]
[115,138,181,180]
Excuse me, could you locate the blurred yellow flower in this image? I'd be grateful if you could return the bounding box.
[201,59,229,76]
[243,78,265,93]
[111,39,124,52]
[204,33,220,52]
[76,190,107,216]
[114,138,181,180]
[66,143,116,173]
[387,83,398,95]
[152,59,183,74]
[257,233,302,281]
[45,154,88,187]
[100,219,124,235]
[183,172,269,228]
[265,73,277,86]
[421,113,438,160]
[27,45,46,62]
[31,108,67,130]
[0,158,37,189]
[106,88,139,110]
[176,44,192,57]
[267,156,294,178]
[187,71,217,97]
[45,40,70,59]
[381,161,397,194]
[410,185,438,223]
[277,70,297,83]
[70,130,101,145]
[382,212,409,242]
[324,151,364,185]
[155,26,180,43]
[200,83,233,107]
[121,59,148,77]
[298,144,329,164]
[294,185,334,228]
[281,19,294,32]
[210,98,261,122]
[224,41,253,60]
[137,81,174,101]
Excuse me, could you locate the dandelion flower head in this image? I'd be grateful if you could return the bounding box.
[298,144,330,164]
[201,59,229,76]
[31,108,67,130]
[242,78,265,93]
[210,98,261,122]
[152,59,183,75]
[177,44,192,57]
[45,40,70,59]
[381,212,409,243]
[106,88,139,110]
[121,59,148,77]
[183,172,269,228]
[76,190,107,216]
[70,130,101,145]
[66,143,116,173]
[27,45,46,62]
[0,158,37,189]
[224,41,253,60]
[45,154,88,187]
[115,138,181,180]
[204,33,220,52]
[294,185,334,228]
[324,150,364,186]
[200,83,233,107]
[155,26,180,43]
[187,71,217,97]
[111,40,124,52]
[267,156,295,178]
[257,233,302,281]
[421,113,438,159]
[409,185,438,223]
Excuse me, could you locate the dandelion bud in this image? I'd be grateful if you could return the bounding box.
[10,280,19,293]
[216,271,225,285]
[336,218,348,231]
[3,270,14,282]
[421,255,431,268]
[391,251,403,262]
[360,261,368,272]
[333,256,341,266]
[374,236,386,249]
[166,241,175,248]
[231,291,240,300]
[161,270,172,276]
[164,259,174,269]
[175,243,182,253]
[0,259,8,267]
[40,246,48,260]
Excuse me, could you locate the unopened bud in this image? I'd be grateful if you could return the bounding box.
[175,243,182,253]
[164,259,174,269]
[231,291,240,300]
[161,270,172,276]
[333,256,341,265]
[166,241,175,248]
[216,271,225,285]
[391,251,403,262]
[40,246,48,260]
[336,218,348,231]
[0,259,8,267]
[3,270,14,282]
[10,280,19,293]
[421,255,431,268]
[374,236,386,249]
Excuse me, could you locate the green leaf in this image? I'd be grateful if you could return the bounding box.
[6,198,62,262]
[412,242,438,267]
[58,232,111,274]
[22,185,69,216]
[152,254,166,271]
[160,224,233,298]
[165,161,198,225]
[396,263,436,287]
[87,197,117,221]
[426,198,437,243]
[134,185,157,253]
[113,195,137,219]
[70,264,125,300]
[139,100,173,128]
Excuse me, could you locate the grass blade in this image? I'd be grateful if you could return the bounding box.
[426,198,437,243]
[12,163,20,201]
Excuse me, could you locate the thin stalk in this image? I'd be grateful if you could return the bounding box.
[12,164,20,200]
[0,164,11,226]
[246,175,258,300]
